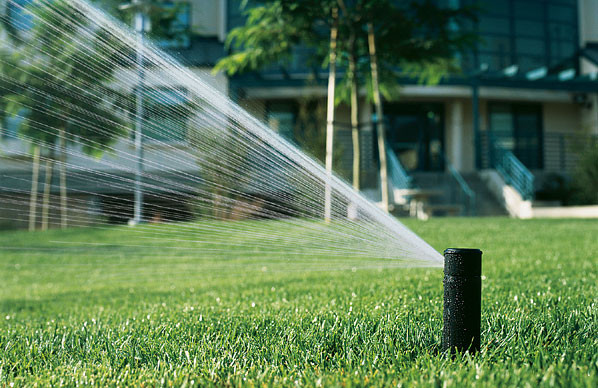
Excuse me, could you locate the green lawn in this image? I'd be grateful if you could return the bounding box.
[0,218,596,387]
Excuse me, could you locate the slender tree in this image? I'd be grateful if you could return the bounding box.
[214,0,340,184]
[215,0,476,209]
[337,0,361,191]
[3,0,128,229]
[2,0,183,229]
[367,21,388,211]
[0,16,40,230]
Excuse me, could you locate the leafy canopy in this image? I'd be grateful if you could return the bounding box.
[1,0,129,156]
[215,0,477,103]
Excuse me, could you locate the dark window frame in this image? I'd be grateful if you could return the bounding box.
[155,1,192,49]
[265,100,297,142]
[384,102,446,172]
[487,102,544,170]
[465,0,579,73]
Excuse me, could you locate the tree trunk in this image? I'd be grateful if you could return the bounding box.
[324,6,339,223]
[349,46,360,191]
[59,128,67,229]
[367,22,389,212]
[28,146,41,231]
[41,156,53,231]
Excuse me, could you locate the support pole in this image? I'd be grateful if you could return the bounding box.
[28,146,40,231]
[132,5,146,225]
[443,248,482,355]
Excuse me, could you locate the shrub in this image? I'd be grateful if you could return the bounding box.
[569,140,598,205]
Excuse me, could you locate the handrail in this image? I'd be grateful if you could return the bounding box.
[439,151,476,216]
[385,145,411,190]
[489,135,535,200]
[446,161,476,216]
[386,146,476,216]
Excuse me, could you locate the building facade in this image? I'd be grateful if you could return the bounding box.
[1,0,597,226]
[227,0,598,216]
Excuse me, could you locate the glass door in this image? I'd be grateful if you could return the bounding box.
[488,103,543,169]
[385,103,444,171]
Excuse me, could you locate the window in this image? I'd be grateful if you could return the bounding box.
[480,36,511,54]
[515,38,545,56]
[548,4,575,22]
[385,103,444,172]
[6,0,34,32]
[2,116,20,139]
[515,20,544,38]
[267,101,296,141]
[140,87,189,143]
[478,16,511,34]
[489,103,543,169]
[479,1,510,17]
[513,1,544,20]
[227,0,246,31]
[155,2,191,49]
[466,0,579,73]
[478,53,510,70]
[1,109,28,139]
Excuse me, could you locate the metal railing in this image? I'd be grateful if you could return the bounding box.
[446,158,476,216]
[543,132,598,173]
[386,146,476,216]
[386,145,412,190]
[488,135,535,200]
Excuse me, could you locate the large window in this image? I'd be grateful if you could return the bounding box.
[155,1,191,49]
[385,103,444,172]
[2,113,22,139]
[6,0,34,32]
[488,103,543,169]
[1,108,29,140]
[266,101,296,141]
[466,0,578,73]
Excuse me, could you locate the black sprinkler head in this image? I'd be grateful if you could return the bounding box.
[442,248,482,355]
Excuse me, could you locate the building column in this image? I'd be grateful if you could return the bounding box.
[449,100,464,171]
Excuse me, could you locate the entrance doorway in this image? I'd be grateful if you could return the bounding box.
[384,103,445,171]
[488,103,543,169]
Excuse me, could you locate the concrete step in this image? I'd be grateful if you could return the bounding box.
[385,171,509,217]
[462,172,509,216]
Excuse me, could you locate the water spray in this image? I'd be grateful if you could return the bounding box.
[442,248,482,355]
[0,0,444,267]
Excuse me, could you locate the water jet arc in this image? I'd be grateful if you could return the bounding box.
[442,248,482,355]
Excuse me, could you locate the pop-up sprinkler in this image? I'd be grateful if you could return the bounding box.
[442,248,482,355]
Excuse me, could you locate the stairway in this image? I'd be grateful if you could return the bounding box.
[403,171,508,217]
[410,172,466,217]
[462,172,508,216]
[377,170,509,218]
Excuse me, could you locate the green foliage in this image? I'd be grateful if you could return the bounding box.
[570,140,598,205]
[0,48,23,130]
[293,97,342,167]
[215,0,477,104]
[214,1,333,76]
[0,218,596,386]
[1,0,129,155]
[535,173,572,204]
[108,0,190,45]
